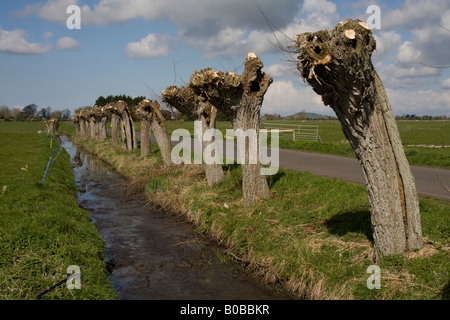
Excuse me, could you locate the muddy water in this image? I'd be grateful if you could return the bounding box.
[60,137,294,300]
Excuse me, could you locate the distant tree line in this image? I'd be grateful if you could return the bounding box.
[262,111,338,121]
[0,104,71,122]
[91,94,229,122]
[260,112,448,121]
[395,114,448,120]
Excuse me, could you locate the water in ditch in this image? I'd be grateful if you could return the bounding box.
[60,136,294,300]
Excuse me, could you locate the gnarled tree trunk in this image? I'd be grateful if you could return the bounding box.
[293,19,422,260]
[189,52,272,206]
[111,113,120,145]
[140,119,152,157]
[115,101,137,151]
[137,100,172,166]
[162,85,224,185]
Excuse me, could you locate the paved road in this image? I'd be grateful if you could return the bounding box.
[276,147,450,201]
[138,132,450,201]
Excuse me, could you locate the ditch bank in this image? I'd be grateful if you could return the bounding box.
[60,136,295,300]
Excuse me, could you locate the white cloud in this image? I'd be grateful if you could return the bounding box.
[125,33,176,59]
[377,63,439,89]
[263,80,331,116]
[56,36,80,50]
[395,41,422,66]
[387,88,450,116]
[383,0,450,30]
[302,0,337,15]
[264,63,291,78]
[372,31,402,59]
[43,31,53,41]
[442,78,450,90]
[0,26,52,55]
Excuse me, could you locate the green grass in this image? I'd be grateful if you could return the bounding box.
[165,119,450,168]
[71,126,450,300]
[0,122,117,300]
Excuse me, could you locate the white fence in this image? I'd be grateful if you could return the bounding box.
[262,122,323,143]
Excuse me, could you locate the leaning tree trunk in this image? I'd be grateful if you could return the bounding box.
[110,113,120,145]
[140,119,152,157]
[189,52,272,206]
[115,101,137,151]
[162,85,224,185]
[74,118,80,135]
[293,19,422,260]
[198,100,225,186]
[78,118,86,135]
[89,117,96,139]
[137,100,173,166]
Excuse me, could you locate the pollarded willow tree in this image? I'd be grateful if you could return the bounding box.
[189,52,273,206]
[291,19,423,260]
[113,101,137,151]
[136,100,173,166]
[76,109,89,137]
[44,118,59,135]
[104,102,120,145]
[162,85,224,186]
[90,105,108,141]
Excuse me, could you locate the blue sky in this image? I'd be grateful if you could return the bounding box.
[1,0,449,117]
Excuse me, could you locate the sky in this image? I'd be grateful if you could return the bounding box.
[0,0,449,117]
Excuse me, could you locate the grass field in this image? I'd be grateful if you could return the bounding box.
[71,127,450,300]
[160,120,450,169]
[0,122,117,300]
[63,119,450,168]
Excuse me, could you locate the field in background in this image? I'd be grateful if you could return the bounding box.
[161,120,450,169]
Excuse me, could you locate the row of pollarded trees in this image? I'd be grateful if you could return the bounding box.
[73,19,423,262]
[74,100,174,166]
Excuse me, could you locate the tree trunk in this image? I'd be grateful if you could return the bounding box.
[99,116,108,141]
[115,101,137,151]
[89,118,96,139]
[140,119,152,157]
[233,105,271,206]
[162,86,224,185]
[198,101,224,186]
[137,100,172,166]
[189,52,272,206]
[110,113,120,145]
[79,119,86,135]
[293,19,422,260]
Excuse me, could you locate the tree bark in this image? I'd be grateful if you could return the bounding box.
[140,119,152,157]
[293,19,422,260]
[115,101,137,151]
[189,53,272,206]
[89,117,96,139]
[110,113,120,145]
[137,100,173,166]
[162,85,224,185]
[78,119,86,135]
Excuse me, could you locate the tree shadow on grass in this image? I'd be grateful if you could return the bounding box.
[324,208,374,243]
[267,171,286,188]
[442,281,450,300]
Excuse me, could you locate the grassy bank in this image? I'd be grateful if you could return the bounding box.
[0,122,117,300]
[71,130,450,300]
